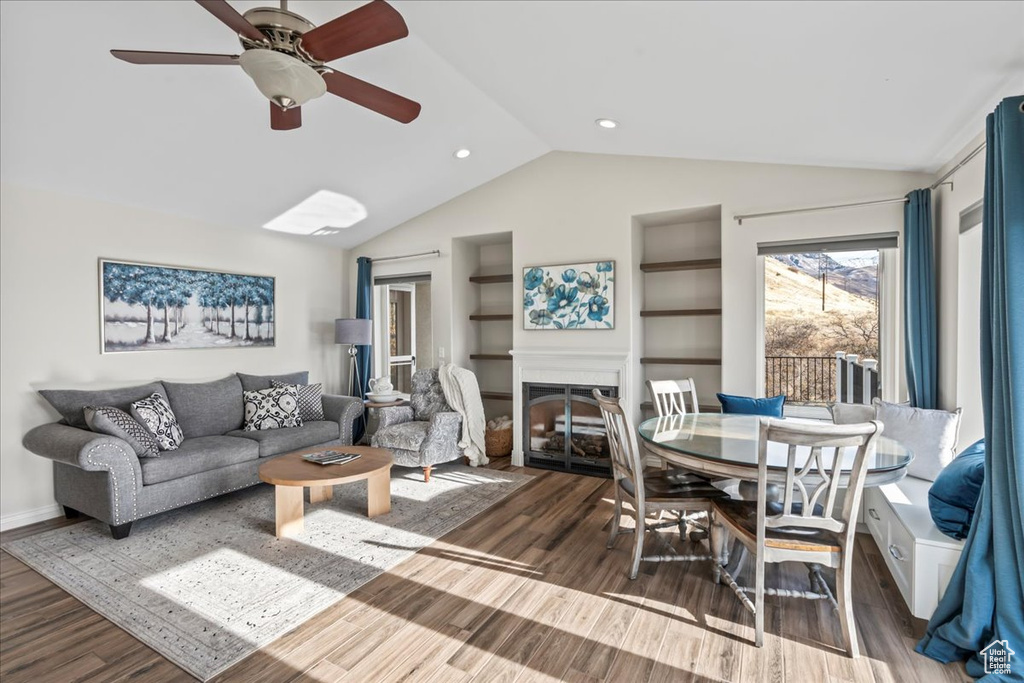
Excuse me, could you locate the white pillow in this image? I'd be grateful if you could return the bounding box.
[830,402,875,425]
[872,398,962,481]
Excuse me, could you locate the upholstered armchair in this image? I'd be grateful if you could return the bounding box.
[371,369,463,481]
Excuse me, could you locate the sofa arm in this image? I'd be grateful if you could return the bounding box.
[23,422,143,522]
[422,412,464,464]
[321,394,364,445]
[378,405,414,431]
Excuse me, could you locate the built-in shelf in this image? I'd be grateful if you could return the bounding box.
[470,353,512,361]
[640,357,722,366]
[480,391,514,401]
[470,313,513,321]
[639,308,722,318]
[640,401,721,413]
[469,273,513,284]
[640,258,721,273]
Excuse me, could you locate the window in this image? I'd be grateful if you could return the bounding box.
[758,233,899,413]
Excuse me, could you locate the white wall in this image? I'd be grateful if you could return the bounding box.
[0,183,347,528]
[346,151,931,398]
[934,132,987,445]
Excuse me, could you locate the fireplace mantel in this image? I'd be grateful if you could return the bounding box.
[511,348,631,465]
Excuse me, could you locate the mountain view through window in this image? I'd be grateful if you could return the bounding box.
[764,250,880,405]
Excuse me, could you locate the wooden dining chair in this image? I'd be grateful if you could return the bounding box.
[646,378,701,417]
[593,389,728,579]
[710,417,882,656]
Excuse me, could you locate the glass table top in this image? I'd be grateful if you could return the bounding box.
[637,414,912,473]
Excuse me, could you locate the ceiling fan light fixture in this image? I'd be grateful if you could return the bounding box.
[239,49,326,107]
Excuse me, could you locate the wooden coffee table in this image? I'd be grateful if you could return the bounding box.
[258,445,393,539]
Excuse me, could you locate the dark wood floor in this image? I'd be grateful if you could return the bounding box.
[1,462,969,683]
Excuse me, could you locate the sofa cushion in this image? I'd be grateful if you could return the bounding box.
[228,420,339,457]
[237,371,309,393]
[271,380,325,422]
[873,398,962,481]
[131,393,185,451]
[40,382,166,429]
[139,435,259,485]
[243,385,302,431]
[84,406,160,458]
[162,375,244,438]
[374,421,430,452]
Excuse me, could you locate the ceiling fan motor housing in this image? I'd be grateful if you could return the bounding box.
[239,7,327,108]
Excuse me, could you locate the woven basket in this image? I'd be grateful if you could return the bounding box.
[485,427,513,457]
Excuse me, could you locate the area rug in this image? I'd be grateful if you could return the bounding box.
[2,464,531,681]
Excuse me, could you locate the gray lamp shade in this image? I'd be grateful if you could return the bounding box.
[334,318,372,345]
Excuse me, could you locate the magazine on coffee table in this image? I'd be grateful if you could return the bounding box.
[302,450,362,466]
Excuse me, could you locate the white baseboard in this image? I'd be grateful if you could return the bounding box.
[0,503,62,532]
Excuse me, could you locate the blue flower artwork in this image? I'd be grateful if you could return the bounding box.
[522,261,614,330]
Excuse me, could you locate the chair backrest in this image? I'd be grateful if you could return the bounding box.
[410,368,452,421]
[756,418,883,547]
[593,389,645,500]
[646,378,700,417]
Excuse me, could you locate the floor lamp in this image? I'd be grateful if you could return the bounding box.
[334,317,372,401]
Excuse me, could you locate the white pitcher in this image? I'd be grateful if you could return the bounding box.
[368,377,394,395]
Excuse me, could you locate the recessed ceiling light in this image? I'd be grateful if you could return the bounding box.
[453,148,471,159]
[263,190,367,235]
[595,118,618,129]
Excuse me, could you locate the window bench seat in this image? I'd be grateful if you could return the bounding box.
[863,475,965,619]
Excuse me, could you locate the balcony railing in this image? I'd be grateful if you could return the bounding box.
[764,352,879,405]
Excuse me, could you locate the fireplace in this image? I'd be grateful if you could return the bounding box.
[523,382,617,477]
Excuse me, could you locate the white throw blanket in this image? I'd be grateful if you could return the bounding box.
[438,363,489,467]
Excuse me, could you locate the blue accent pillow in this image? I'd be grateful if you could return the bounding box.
[928,439,985,540]
[716,393,786,417]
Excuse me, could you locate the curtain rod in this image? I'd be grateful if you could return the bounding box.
[734,141,986,225]
[369,250,440,263]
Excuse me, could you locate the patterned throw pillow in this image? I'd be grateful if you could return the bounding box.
[271,381,324,422]
[84,405,160,458]
[130,393,185,451]
[243,385,302,431]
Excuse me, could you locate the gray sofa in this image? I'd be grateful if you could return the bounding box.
[23,371,363,539]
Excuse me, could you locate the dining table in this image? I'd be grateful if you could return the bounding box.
[637,412,912,488]
[636,412,913,577]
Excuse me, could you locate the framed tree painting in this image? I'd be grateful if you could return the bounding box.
[523,260,614,330]
[99,259,275,353]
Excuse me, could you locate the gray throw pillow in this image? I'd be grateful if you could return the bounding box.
[271,380,324,422]
[84,406,160,458]
[873,398,962,481]
[243,385,302,431]
[131,393,185,451]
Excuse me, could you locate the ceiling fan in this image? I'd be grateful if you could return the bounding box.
[111,0,421,130]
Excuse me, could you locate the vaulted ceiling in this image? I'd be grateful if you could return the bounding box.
[1,1,1021,248]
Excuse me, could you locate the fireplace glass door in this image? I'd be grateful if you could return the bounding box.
[524,383,616,477]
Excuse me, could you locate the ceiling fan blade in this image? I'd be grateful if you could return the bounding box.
[194,0,266,43]
[270,103,302,130]
[299,0,408,63]
[111,50,240,65]
[322,71,420,123]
